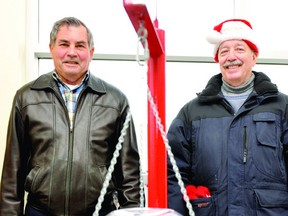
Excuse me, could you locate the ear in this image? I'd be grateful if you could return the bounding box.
[90,47,95,62]
[251,51,258,66]
[252,50,258,60]
[49,44,54,58]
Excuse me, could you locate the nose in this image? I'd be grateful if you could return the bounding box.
[227,50,236,60]
[67,45,76,56]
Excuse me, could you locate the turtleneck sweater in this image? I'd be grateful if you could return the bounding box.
[221,73,255,113]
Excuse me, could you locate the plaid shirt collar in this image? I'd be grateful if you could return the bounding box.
[52,71,89,130]
[52,71,89,90]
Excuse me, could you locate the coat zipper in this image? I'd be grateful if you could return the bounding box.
[64,87,86,215]
[243,126,248,163]
[65,130,73,215]
[53,84,86,215]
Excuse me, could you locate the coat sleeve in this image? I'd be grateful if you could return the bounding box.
[282,104,288,182]
[113,105,141,208]
[167,112,192,216]
[0,94,27,216]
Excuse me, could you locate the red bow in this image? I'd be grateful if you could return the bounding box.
[186,185,211,200]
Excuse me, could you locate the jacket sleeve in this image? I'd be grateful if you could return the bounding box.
[113,105,141,208]
[167,113,192,215]
[0,94,27,216]
[282,104,288,181]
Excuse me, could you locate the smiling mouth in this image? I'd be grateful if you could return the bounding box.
[225,65,241,69]
[64,61,78,65]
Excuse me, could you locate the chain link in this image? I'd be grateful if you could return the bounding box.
[93,111,132,216]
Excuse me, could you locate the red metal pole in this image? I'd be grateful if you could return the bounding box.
[147,23,166,207]
[123,1,167,208]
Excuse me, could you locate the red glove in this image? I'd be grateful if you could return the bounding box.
[196,186,211,198]
[186,185,211,200]
[186,185,198,200]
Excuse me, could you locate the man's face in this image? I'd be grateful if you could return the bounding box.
[218,40,257,87]
[49,25,94,85]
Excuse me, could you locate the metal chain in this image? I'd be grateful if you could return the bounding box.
[138,130,146,208]
[136,22,149,208]
[93,23,149,215]
[138,72,147,208]
[146,87,195,216]
[93,110,132,216]
[137,23,194,215]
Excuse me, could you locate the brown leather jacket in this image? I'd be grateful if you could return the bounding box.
[0,72,140,215]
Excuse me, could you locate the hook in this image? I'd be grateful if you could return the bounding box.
[136,22,150,66]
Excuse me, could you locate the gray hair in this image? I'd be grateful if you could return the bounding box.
[50,17,94,48]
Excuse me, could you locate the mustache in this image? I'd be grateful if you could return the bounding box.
[223,60,242,67]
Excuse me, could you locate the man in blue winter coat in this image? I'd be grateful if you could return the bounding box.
[167,18,288,216]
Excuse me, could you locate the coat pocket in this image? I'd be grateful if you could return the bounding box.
[24,165,42,192]
[252,113,284,179]
[190,196,216,216]
[255,189,288,216]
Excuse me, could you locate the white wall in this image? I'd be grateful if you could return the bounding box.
[0,0,26,174]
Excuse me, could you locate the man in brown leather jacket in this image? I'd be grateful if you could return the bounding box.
[0,17,141,216]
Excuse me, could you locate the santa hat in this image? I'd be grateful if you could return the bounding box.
[206,19,259,62]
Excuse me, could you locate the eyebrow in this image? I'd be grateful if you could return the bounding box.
[219,42,246,49]
[57,39,69,43]
[76,41,87,45]
[57,39,87,45]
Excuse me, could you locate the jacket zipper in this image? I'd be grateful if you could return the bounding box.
[51,86,76,215]
[64,88,86,215]
[243,126,248,163]
[65,130,73,215]
[53,85,86,215]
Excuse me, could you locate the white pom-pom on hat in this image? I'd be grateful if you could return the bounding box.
[207,19,259,62]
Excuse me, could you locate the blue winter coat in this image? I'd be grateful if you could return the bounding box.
[167,71,288,216]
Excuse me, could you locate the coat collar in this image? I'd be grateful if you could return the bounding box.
[31,71,107,94]
[197,71,278,103]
